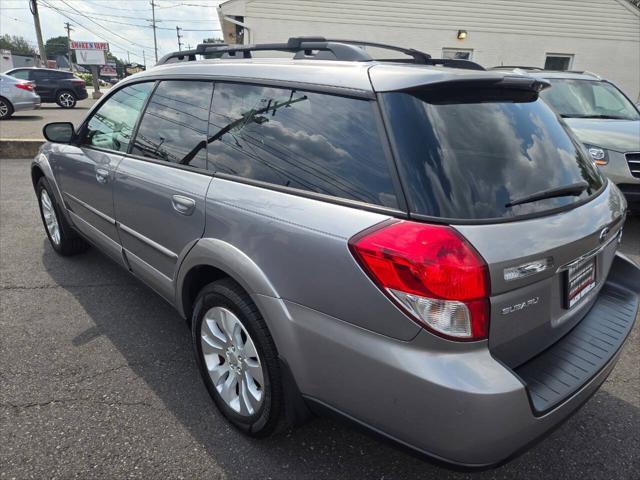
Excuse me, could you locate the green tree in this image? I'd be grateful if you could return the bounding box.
[0,34,36,56]
[106,51,125,66]
[45,35,72,60]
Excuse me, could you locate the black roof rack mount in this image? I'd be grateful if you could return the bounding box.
[156,37,485,71]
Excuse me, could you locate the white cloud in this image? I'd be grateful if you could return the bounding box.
[0,0,223,64]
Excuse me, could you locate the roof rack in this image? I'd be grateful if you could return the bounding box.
[156,37,485,70]
[490,66,544,71]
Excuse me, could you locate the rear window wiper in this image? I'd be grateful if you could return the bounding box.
[506,182,588,208]
[560,114,629,120]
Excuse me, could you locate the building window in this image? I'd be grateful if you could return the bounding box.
[442,48,473,60]
[544,54,573,71]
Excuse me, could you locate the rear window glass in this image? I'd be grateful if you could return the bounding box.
[206,82,398,208]
[381,88,604,220]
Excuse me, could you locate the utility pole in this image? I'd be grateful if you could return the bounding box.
[143,50,146,68]
[29,0,47,67]
[127,51,131,63]
[176,26,183,51]
[64,22,73,71]
[150,1,158,63]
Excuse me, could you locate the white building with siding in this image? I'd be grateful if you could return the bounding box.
[217,0,640,100]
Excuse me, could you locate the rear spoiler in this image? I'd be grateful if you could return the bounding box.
[370,65,550,93]
[408,75,552,92]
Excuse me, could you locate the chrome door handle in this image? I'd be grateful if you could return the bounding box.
[95,168,109,184]
[171,195,196,215]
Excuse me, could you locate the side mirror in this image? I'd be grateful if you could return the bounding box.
[43,122,75,144]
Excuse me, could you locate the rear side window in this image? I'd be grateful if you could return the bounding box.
[51,70,73,79]
[131,80,212,169]
[10,70,29,80]
[83,82,153,153]
[206,82,398,208]
[381,88,604,220]
[30,70,49,81]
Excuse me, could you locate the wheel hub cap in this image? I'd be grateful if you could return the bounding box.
[200,307,264,416]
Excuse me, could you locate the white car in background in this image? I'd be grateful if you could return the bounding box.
[0,73,41,120]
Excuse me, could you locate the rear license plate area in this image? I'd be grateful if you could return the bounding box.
[564,257,596,308]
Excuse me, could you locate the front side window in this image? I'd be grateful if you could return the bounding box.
[540,79,639,121]
[130,80,212,169]
[206,82,398,208]
[83,82,153,153]
[381,87,604,220]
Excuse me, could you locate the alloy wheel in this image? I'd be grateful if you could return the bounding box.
[59,92,75,107]
[200,306,265,416]
[40,189,61,245]
[0,100,9,118]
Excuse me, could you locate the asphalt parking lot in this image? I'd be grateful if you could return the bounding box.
[0,96,97,140]
[0,157,638,479]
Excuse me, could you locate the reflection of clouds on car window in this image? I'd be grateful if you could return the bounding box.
[207,83,398,208]
[383,91,604,219]
[130,81,212,168]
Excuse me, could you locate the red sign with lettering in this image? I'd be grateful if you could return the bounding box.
[70,41,109,51]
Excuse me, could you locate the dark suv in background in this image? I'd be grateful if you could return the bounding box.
[5,67,87,108]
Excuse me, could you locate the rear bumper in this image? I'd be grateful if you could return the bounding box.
[12,97,41,112]
[75,88,88,100]
[515,256,638,415]
[256,253,639,467]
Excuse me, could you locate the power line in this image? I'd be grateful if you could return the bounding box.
[54,0,153,50]
[39,0,145,62]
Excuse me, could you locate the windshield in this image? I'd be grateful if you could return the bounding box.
[540,79,639,120]
[381,87,604,220]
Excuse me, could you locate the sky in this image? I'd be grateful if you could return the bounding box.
[0,0,224,65]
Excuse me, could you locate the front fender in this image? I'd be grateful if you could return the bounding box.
[32,148,72,225]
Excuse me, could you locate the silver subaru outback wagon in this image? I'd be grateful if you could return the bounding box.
[32,38,639,468]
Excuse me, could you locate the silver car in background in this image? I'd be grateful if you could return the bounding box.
[0,73,41,120]
[494,69,640,211]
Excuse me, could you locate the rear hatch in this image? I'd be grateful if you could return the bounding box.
[378,74,628,367]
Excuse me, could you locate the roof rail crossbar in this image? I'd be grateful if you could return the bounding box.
[156,37,484,71]
[423,58,485,71]
[157,38,373,65]
[321,38,432,64]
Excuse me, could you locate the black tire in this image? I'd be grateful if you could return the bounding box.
[0,96,13,120]
[192,278,284,437]
[36,177,88,256]
[56,90,77,108]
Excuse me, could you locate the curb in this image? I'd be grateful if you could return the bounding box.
[0,139,44,159]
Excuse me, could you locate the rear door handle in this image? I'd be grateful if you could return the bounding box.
[96,168,109,184]
[171,195,196,216]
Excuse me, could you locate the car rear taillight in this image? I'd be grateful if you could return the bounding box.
[349,220,490,341]
[15,82,34,92]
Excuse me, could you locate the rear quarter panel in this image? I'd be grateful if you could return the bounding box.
[198,177,421,341]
